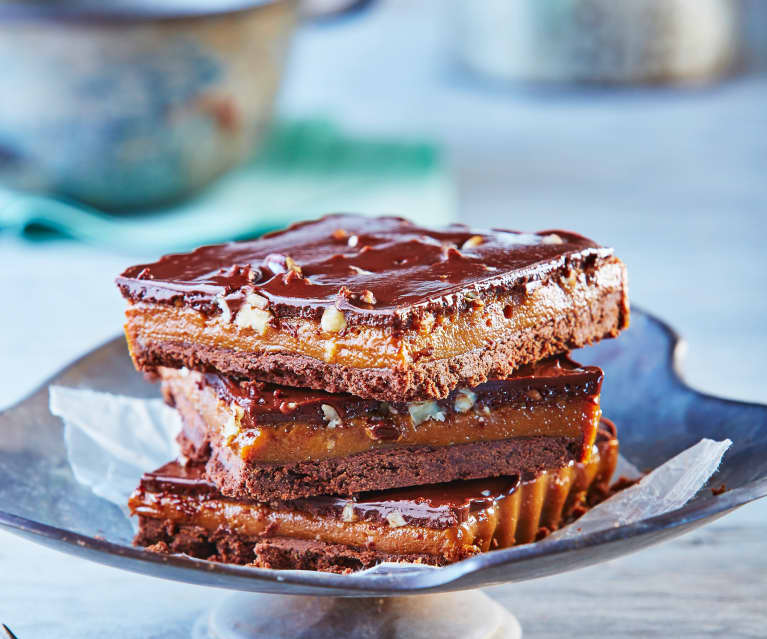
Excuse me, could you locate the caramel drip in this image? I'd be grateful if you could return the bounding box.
[443,436,618,551]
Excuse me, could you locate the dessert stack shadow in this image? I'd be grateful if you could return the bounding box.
[118,214,630,572]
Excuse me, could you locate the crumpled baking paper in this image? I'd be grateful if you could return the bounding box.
[51,386,181,512]
[49,385,732,548]
[548,437,731,540]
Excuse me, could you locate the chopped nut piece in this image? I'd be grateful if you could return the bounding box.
[321,404,342,428]
[419,312,435,335]
[542,233,563,245]
[386,511,407,528]
[360,289,377,305]
[216,295,232,323]
[321,306,347,333]
[285,256,303,277]
[408,400,446,426]
[332,228,349,240]
[245,292,269,309]
[222,405,244,444]
[525,280,541,296]
[282,269,303,285]
[342,502,357,522]
[454,389,477,413]
[462,235,484,249]
[463,291,485,310]
[235,296,273,335]
[336,285,353,300]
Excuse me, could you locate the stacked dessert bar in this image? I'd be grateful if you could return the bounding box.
[117,214,629,572]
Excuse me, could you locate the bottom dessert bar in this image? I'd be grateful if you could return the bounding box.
[130,420,618,573]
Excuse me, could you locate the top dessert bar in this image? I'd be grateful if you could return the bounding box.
[117,214,629,401]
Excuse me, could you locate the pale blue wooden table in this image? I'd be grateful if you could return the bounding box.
[1,2,765,636]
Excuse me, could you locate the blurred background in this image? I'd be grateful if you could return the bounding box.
[1,0,766,424]
[1,1,767,635]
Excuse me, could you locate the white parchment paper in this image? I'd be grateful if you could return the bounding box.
[49,385,732,546]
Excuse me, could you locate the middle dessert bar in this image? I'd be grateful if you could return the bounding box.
[162,354,604,501]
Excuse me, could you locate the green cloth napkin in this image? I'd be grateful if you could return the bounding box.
[0,120,456,253]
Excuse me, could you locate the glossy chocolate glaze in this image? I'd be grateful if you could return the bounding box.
[116,214,614,327]
[139,420,616,530]
[199,353,603,425]
[140,461,519,529]
[291,477,523,529]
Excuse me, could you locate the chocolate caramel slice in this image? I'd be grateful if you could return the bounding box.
[116,214,629,401]
[162,354,603,500]
[130,420,619,573]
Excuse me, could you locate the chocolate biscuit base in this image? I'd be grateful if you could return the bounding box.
[194,435,579,502]
[118,214,628,401]
[131,420,619,572]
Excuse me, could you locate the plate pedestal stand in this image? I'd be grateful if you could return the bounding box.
[193,590,522,639]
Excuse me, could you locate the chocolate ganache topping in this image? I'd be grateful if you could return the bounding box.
[116,214,613,328]
[139,461,521,530]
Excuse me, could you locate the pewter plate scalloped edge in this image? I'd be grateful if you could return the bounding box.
[1,308,765,597]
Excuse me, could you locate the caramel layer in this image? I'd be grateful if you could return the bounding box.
[124,257,625,371]
[162,363,602,464]
[130,428,618,563]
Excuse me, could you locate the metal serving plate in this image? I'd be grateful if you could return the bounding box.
[1,309,765,597]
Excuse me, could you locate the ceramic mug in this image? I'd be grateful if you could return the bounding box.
[451,0,740,85]
[0,1,298,209]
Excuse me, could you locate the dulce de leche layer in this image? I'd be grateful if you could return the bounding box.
[130,420,619,567]
[161,354,603,465]
[117,214,629,401]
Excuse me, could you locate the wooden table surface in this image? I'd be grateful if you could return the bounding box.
[1,2,765,636]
